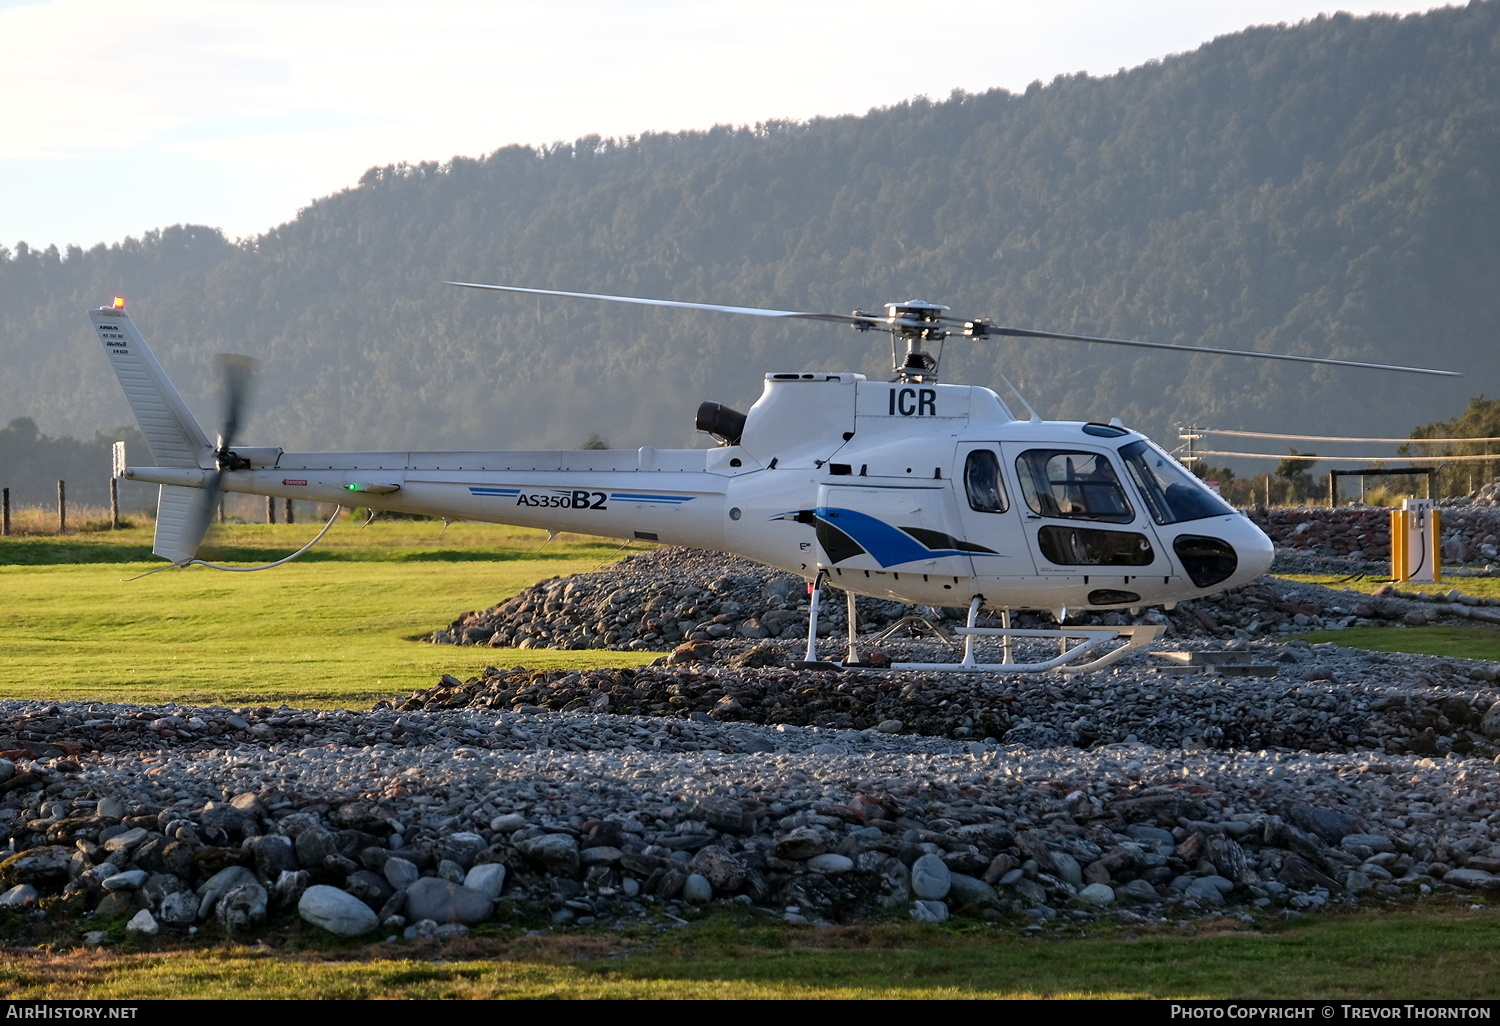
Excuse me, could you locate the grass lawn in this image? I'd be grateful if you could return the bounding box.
[1276,573,1500,661]
[2,907,1498,999]
[1278,571,1500,601]
[0,518,653,707]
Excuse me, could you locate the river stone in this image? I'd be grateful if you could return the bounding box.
[378,887,407,923]
[1126,825,1175,846]
[299,884,378,937]
[910,853,952,900]
[464,863,507,900]
[1051,852,1083,887]
[96,891,136,918]
[807,853,854,874]
[581,845,623,867]
[1011,877,1048,905]
[276,812,322,839]
[158,890,198,926]
[1,845,72,888]
[516,833,580,876]
[910,899,949,922]
[1078,883,1116,906]
[681,873,713,903]
[1206,836,1250,882]
[946,872,997,908]
[294,827,338,868]
[1114,879,1161,903]
[200,803,259,843]
[344,870,394,908]
[103,827,149,855]
[216,882,269,932]
[125,909,159,936]
[773,827,827,860]
[405,877,493,924]
[0,884,39,905]
[437,832,487,868]
[1482,701,1500,740]
[1341,833,1395,854]
[197,865,259,919]
[1288,803,1363,845]
[1440,868,1500,891]
[272,869,311,907]
[383,856,420,889]
[249,835,298,879]
[688,845,747,890]
[101,870,148,892]
[231,791,268,817]
[1278,855,1340,891]
[1184,877,1228,904]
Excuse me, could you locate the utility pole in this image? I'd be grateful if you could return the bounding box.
[1178,426,1202,472]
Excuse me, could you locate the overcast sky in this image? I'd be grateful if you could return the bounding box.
[0,0,1455,253]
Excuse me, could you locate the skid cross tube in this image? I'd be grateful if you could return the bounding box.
[890,624,1164,673]
[811,583,1164,673]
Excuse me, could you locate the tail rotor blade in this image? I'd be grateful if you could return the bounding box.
[173,354,257,565]
[216,354,258,448]
[174,471,223,564]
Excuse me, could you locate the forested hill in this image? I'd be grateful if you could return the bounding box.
[3,3,1497,461]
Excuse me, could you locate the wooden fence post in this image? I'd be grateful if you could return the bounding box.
[110,476,120,529]
[2,488,8,536]
[284,498,294,524]
[266,495,276,524]
[57,480,66,534]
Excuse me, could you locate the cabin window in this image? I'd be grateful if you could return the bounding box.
[1015,450,1133,523]
[963,449,1008,513]
[1038,525,1155,566]
[1119,440,1237,525]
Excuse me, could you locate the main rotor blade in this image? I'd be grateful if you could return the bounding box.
[446,282,870,327]
[449,281,1460,378]
[974,325,1461,378]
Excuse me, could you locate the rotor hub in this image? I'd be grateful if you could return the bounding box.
[885,300,951,339]
[885,300,950,383]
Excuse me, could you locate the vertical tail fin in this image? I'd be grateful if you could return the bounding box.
[89,301,212,468]
[153,484,214,565]
[92,300,216,564]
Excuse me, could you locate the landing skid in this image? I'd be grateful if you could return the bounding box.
[795,577,1165,674]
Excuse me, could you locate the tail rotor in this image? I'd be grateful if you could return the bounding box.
[175,354,258,563]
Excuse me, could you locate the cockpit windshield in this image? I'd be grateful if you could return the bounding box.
[1119,440,1237,524]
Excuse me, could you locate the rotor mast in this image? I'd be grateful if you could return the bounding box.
[858,300,951,383]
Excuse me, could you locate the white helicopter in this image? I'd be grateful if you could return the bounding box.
[90,285,1459,673]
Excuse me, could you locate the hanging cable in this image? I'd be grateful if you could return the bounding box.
[186,505,344,572]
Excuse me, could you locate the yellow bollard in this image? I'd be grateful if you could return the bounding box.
[1391,509,1406,582]
[1433,508,1442,582]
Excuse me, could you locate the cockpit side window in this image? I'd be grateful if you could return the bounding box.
[1015,449,1134,524]
[964,449,1008,513]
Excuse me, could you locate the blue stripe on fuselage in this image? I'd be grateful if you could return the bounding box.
[813,507,971,567]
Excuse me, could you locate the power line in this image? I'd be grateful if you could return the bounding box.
[1203,428,1500,444]
[1195,449,1500,463]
